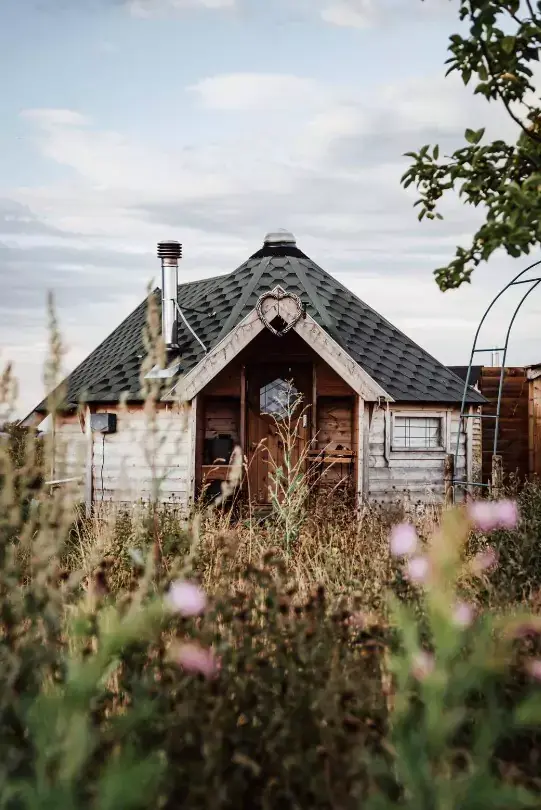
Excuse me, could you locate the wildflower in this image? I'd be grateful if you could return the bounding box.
[412,651,434,681]
[405,555,429,584]
[468,499,518,532]
[452,601,475,629]
[496,499,519,529]
[471,547,498,575]
[526,659,541,681]
[390,523,418,557]
[173,641,220,678]
[167,580,207,617]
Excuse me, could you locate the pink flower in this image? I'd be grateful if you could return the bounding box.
[173,642,220,679]
[526,659,541,681]
[452,601,475,628]
[471,547,498,575]
[390,523,418,557]
[405,555,430,584]
[412,651,434,681]
[167,580,207,617]
[496,500,519,529]
[468,499,518,532]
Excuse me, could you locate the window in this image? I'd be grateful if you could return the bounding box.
[393,416,443,450]
[260,378,300,421]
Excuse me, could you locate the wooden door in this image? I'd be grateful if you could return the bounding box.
[246,363,312,504]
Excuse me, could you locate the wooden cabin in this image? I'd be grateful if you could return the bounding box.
[450,364,541,484]
[25,230,484,510]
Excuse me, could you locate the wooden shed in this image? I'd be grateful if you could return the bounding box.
[25,230,484,510]
[450,364,541,483]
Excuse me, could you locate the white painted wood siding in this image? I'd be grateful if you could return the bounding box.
[367,404,466,503]
[54,404,193,508]
[52,416,86,499]
[91,405,192,507]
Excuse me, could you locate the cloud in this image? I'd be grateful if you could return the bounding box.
[320,0,376,29]
[126,0,235,17]
[319,0,454,29]
[21,109,90,127]
[7,70,537,416]
[190,73,331,111]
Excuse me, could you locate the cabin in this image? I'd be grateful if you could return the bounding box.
[450,364,541,484]
[25,230,484,511]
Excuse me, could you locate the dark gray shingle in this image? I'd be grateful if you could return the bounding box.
[33,239,483,411]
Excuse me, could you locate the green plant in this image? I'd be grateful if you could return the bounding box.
[373,506,541,809]
[403,0,541,290]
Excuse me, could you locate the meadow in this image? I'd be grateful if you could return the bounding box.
[1,338,541,809]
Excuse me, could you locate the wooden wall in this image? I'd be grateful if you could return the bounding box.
[54,403,193,506]
[51,412,86,499]
[529,373,541,477]
[479,367,529,483]
[368,404,466,504]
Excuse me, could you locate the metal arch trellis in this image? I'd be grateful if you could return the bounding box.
[453,257,541,494]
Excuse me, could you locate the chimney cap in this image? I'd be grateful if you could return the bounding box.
[157,240,182,260]
[263,229,296,247]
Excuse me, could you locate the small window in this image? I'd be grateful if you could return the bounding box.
[393,416,443,450]
[260,378,300,421]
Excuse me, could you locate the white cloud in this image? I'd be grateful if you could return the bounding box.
[320,0,376,29]
[21,109,89,127]
[127,0,235,17]
[190,73,331,111]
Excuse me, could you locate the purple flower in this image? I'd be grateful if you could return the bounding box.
[390,523,418,557]
[452,601,475,629]
[468,499,518,532]
[167,580,207,617]
[526,659,541,681]
[412,651,434,681]
[471,547,498,575]
[173,642,220,679]
[405,555,430,584]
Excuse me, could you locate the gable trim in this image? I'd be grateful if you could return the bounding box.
[167,286,392,402]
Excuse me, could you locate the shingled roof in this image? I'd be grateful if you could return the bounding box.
[32,232,483,413]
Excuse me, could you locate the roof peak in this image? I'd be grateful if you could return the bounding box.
[263,229,296,247]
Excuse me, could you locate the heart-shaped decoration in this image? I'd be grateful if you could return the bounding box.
[256,288,304,337]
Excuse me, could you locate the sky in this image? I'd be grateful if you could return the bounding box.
[1,0,540,418]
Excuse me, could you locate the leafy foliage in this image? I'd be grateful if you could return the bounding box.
[402,0,541,290]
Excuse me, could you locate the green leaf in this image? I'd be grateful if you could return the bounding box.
[501,36,516,54]
[433,144,439,160]
[515,693,541,726]
[465,128,485,145]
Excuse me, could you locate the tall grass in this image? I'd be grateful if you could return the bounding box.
[1,302,541,809]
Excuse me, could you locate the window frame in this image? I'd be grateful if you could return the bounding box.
[387,410,451,456]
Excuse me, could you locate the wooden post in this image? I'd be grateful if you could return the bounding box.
[491,454,503,499]
[355,397,365,510]
[240,365,246,457]
[444,453,455,507]
[85,406,93,518]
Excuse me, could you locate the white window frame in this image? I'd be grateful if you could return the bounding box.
[386,410,451,458]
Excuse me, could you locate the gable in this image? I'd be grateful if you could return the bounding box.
[27,232,484,418]
[169,286,390,402]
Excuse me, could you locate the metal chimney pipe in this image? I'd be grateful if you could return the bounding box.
[157,240,182,349]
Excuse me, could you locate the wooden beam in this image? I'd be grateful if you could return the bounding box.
[311,363,317,445]
[240,365,246,459]
[466,405,473,498]
[444,454,454,507]
[85,405,93,518]
[355,396,365,508]
[491,454,503,498]
[187,396,198,504]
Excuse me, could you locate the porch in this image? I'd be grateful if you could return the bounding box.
[193,329,364,506]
